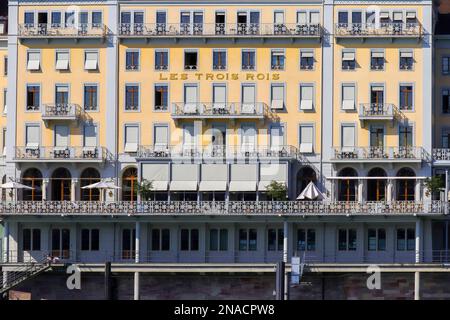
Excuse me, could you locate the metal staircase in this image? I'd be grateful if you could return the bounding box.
[0,258,51,296]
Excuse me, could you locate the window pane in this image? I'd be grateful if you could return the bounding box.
[348,229,357,251]
[152,229,160,251]
[219,229,228,251]
[307,229,316,251]
[239,229,247,251]
[368,229,377,251]
[191,229,199,251]
[397,229,405,251]
[297,229,306,251]
[122,229,131,251]
[161,229,170,251]
[81,229,90,251]
[249,229,257,251]
[277,229,284,251]
[180,229,189,251]
[210,229,218,251]
[23,229,31,251]
[32,229,41,251]
[338,229,347,251]
[407,228,415,251]
[267,229,276,251]
[378,229,386,251]
[91,229,99,251]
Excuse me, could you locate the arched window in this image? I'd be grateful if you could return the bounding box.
[80,168,100,201]
[51,168,71,201]
[367,167,387,201]
[22,168,43,201]
[122,167,137,201]
[296,166,317,196]
[396,168,415,201]
[338,168,358,202]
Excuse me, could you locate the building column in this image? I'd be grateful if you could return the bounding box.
[414,271,420,300]
[415,219,423,263]
[70,179,78,202]
[386,179,393,202]
[134,272,140,300]
[283,221,289,300]
[358,179,364,202]
[415,179,421,202]
[42,179,49,201]
[135,221,140,263]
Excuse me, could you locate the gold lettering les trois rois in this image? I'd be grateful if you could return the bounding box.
[159,73,280,81]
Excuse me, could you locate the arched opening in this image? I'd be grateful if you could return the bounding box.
[396,167,415,201]
[338,168,358,202]
[51,168,71,201]
[22,168,43,201]
[80,168,101,201]
[296,166,317,196]
[367,168,387,201]
[122,167,137,202]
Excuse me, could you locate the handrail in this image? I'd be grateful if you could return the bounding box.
[14,146,108,161]
[335,22,422,37]
[333,146,425,160]
[18,23,107,37]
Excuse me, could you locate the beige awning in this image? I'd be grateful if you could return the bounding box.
[229,181,256,192]
[170,181,198,191]
[199,181,227,191]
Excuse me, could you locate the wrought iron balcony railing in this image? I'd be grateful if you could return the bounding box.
[433,149,450,161]
[0,200,444,216]
[332,146,425,161]
[14,146,108,161]
[359,103,397,119]
[42,104,82,121]
[335,22,422,38]
[137,144,299,159]
[171,102,267,119]
[18,23,107,38]
[118,23,322,38]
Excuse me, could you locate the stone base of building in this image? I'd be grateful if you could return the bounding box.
[7,272,450,300]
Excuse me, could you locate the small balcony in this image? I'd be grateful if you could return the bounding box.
[118,23,322,41]
[171,102,267,120]
[18,23,107,39]
[432,149,450,165]
[359,103,398,124]
[42,104,82,122]
[334,23,422,40]
[137,144,299,160]
[332,146,425,162]
[14,146,108,163]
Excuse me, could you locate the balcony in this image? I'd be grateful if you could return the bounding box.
[432,149,450,165]
[14,146,108,163]
[171,102,267,120]
[332,146,425,162]
[118,23,322,41]
[42,104,82,122]
[0,200,444,217]
[334,23,422,41]
[137,145,299,160]
[358,103,399,125]
[18,23,107,40]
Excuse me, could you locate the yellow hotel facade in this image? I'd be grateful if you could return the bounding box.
[3,0,450,273]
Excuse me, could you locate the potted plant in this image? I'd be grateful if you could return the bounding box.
[265,181,288,201]
[424,176,444,200]
[137,179,153,201]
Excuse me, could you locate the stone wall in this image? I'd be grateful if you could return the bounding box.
[9,271,450,300]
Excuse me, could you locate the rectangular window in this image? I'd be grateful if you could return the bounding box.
[300,50,314,70]
[83,124,97,147]
[125,85,139,111]
[271,50,285,70]
[297,229,316,252]
[443,89,450,114]
[55,51,69,70]
[213,84,227,110]
[268,228,283,251]
[400,51,413,70]
[397,228,415,251]
[242,50,255,70]
[399,125,413,147]
[271,84,285,110]
[155,50,168,70]
[241,84,256,114]
[399,85,413,111]
[342,51,356,70]
[209,229,228,251]
[4,56,7,75]
[92,12,103,26]
[342,84,355,110]
[371,51,385,70]
[3,88,7,114]
[338,11,348,24]
[124,125,139,153]
[24,12,35,25]
[341,125,355,151]
[239,228,257,251]
[84,84,98,111]
[442,130,450,148]
[368,228,386,251]
[299,124,313,153]
[338,228,357,251]
[443,57,450,75]
[151,229,170,251]
[81,229,99,251]
[154,84,168,111]
[153,124,168,148]
[180,229,199,251]
[299,84,314,110]
[184,51,198,70]
[23,229,41,251]
[55,84,69,105]
[27,51,40,71]
[25,124,40,149]
[26,85,40,111]
[126,50,139,70]
[84,51,99,70]
[51,11,61,27]
[213,50,227,70]
[54,125,69,147]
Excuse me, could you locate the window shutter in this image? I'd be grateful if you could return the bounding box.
[124,126,138,152]
[342,85,355,110]
[213,85,226,104]
[184,85,197,104]
[56,52,69,70]
[274,12,284,24]
[85,52,98,70]
[242,85,255,104]
[342,52,355,61]
[154,125,168,146]
[300,85,313,110]
[270,125,284,148]
[84,124,97,147]
[297,11,307,24]
[299,125,313,153]
[393,12,403,21]
[310,12,320,24]
[27,52,40,70]
[341,126,355,149]
[26,125,40,148]
[271,85,284,109]
[183,125,195,146]
[55,125,69,147]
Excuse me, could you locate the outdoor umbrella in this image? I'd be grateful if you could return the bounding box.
[296,181,324,200]
[1,181,34,201]
[81,181,121,201]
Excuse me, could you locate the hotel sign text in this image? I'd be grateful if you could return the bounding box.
[159,73,281,81]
